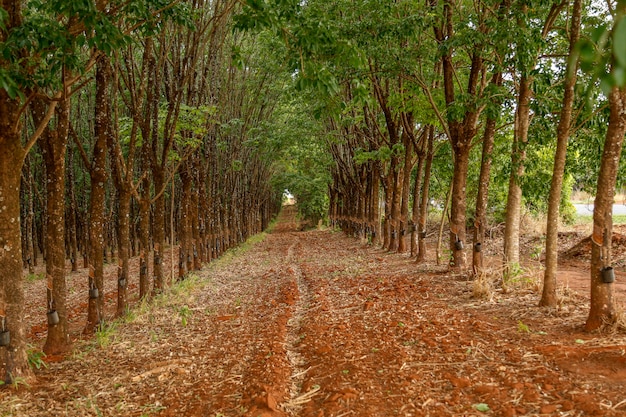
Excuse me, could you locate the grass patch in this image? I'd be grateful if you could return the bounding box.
[27,344,47,370]
[25,273,44,282]
[95,321,118,348]
[575,214,626,225]
[208,229,271,268]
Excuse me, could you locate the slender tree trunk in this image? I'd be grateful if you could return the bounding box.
[179,170,192,280]
[417,127,435,263]
[540,0,581,306]
[585,86,626,330]
[37,95,72,355]
[115,188,131,317]
[192,188,201,270]
[398,134,413,253]
[382,177,392,250]
[388,161,401,252]
[85,57,111,333]
[473,114,498,276]
[67,147,79,272]
[152,170,166,293]
[450,144,470,269]
[139,179,151,298]
[370,165,381,245]
[504,75,532,269]
[411,149,425,257]
[23,156,36,274]
[0,139,32,384]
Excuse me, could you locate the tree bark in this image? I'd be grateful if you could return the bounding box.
[417,127,435,263]
[449,143,470,269]
[139,178,151,299]
[398,132,414,253]
[152,170,166,293]
[472,116,497,276]
[178,168,193,280]
[22,156,36,274]
[410,141,425,258]
[85,57,112,333]
[37,94,72,355]
[370,164,381,246]
[585,86,626,331]
[0,139,32,384]
[115,188,131,317]
[67,147,79,272]
[540,0,581,307]
[504,75,532,269]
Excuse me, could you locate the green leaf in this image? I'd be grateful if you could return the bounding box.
[517,320,530,333]
[473,403,490,412]
[0,7,8,31]
[613,17,626,68]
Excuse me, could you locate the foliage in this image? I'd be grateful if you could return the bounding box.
[95,321,117,349]
[0,0,192,99]
[264,93,332,225]
[576,0,626,93]
[27,345,48,370]
[178,305,191,327]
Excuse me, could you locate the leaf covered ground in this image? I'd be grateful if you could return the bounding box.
[2,206,626,416]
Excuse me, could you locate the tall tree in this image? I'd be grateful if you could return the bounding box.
[34,90,72,355]
[503,1,565,270]
[585,84,626,329]
[540,0,581,306]
[0,0,62,384]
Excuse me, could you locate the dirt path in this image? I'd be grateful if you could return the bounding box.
[2,206,626,416]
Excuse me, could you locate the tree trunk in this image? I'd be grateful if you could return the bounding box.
[85,57,111,333]
[585,86,626,331]
[23,156,36,274]
[139,179,151,299]
[382,176,392,250]
[449,144,470,269]
[540,0,581,307]
[417,127,435,263]
[411,146,425,257]
[504,75,532,270]
[67,147,79,272]
[388,160,401,252]
[473,114,498,276]
[152,170,166,293]
[37,95,72,355]
[115,188,131,317]
[0,138,32,384]
[397,133,413,253]
[370,164,381,245]
[179,170,193,280]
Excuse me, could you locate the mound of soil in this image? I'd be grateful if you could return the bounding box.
[562,232,626,269]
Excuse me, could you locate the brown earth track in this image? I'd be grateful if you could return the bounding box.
[1,206,626,416]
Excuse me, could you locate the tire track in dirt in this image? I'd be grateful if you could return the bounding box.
[280,240,316,415]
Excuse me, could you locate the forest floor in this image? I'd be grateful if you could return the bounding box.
[2,205,626,417]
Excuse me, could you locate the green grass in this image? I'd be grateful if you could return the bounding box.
[25,273,44,282]
[575,214,626,225]
[208,229,271,267]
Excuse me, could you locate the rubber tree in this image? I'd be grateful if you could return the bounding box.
[584,2,626,330]
[0,0,86,383]
[585,89,626,330]
[503,1,565,271]
[430,0,488,270]
[34,91,72,355]
[113,39,156,301]
[540,0,582,307]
